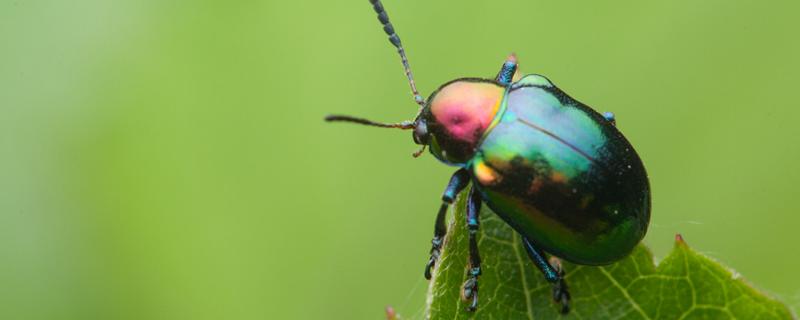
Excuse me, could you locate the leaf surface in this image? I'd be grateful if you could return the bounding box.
[425,191,794,319]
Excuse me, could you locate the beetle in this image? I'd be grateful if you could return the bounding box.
[326,0,650,314]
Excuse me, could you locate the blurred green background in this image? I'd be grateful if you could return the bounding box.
[2,0,799,319]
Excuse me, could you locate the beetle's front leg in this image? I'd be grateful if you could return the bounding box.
[495,53,518,86]
[461,186,483,312]
[424,169,470,279]
[522,236,571,314]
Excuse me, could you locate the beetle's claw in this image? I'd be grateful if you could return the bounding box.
[462,277,479,312]
[467,294,478,312]
[553,283,570,314]
[424,237,443,280]
[549,257,571,314]
[424,257,435,280]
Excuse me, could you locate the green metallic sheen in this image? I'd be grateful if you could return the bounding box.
[469,74,650,265]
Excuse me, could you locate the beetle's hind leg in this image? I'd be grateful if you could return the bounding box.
[603,111,616,126]
[548,257,570,313]
[522,236,571,314]
[424,169,470,279]
[461,186,483,312]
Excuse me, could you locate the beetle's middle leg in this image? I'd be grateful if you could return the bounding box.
[424,168,470,279]
[522,236,571,314]
[462,185,483,312]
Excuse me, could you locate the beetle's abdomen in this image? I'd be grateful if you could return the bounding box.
[471,79,650,265]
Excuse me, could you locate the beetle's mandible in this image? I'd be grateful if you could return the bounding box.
[325,0,651,314]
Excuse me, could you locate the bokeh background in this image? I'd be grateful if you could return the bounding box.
[2,0,799,319]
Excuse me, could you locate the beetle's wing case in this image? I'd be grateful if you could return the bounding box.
[470,75,650,265]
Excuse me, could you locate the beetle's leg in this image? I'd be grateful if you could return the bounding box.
[548,257,570,313]
[461,186,483,312]
[424,169,470,280]
[522,236,571,314]
[603,111,616,126]
[495,53,518,86]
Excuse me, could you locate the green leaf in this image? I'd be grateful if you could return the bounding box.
[425,191,795,319]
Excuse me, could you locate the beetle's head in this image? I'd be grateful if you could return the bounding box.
[326,1,505,163]
[325,79,504,163]
[414,79,505,165]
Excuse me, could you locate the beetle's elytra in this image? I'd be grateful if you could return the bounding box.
[325,0,651,314]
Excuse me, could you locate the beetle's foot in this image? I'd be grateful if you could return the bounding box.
[553,280,570,314]
[461,267,481,312]
[424,236,444,279]
[549,257,571,314]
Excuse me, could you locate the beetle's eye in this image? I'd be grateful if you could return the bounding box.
[413,120,429,145]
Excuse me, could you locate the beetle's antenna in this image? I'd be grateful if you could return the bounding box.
[369,0,425,107]
[325,114,415,129]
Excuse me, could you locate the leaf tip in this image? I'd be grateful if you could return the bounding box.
[675,233,688,247]
[385,306,398,320]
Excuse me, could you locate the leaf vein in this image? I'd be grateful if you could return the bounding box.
[599,266,652,320]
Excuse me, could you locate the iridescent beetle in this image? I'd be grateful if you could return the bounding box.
[326,0,650,314]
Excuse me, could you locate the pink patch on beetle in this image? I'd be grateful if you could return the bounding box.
[430,82,503,145]
[438,104,485,143]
